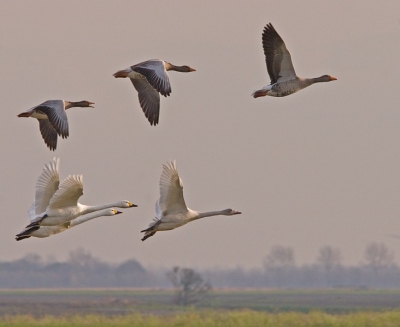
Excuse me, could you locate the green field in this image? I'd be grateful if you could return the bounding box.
[2,311,400,327]
[1,289,400,326]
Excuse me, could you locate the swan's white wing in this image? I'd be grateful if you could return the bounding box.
[130,78,160,126]
[48,175,83,209]
[131,60,171,97]
[155,200,162,220]
[158,161,187,215]
[28,203,36,221]
[262,23,297,84]
[142,201,162,230]
[32,157,60,219]
[35,100,69,138]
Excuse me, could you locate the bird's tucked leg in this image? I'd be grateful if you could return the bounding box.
[141,231,156,241]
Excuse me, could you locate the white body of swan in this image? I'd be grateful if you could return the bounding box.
[16,208,122,241]
[141,161,241,241]
[252,23,336,98]
[24,158,137,228]
[113,59,195,126]
[17,100,94,151]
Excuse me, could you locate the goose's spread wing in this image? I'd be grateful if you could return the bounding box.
[158,161,187,215]
[131,60,171,97]
[35,100,69,138]
[130,78,160,126]
[38,119,58,151]
[29,158,60,220]
[48,175,83,209]
[262,23,297,84]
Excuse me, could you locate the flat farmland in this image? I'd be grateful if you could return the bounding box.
[1,289,400,317]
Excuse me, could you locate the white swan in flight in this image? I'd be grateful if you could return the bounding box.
[16,208,122,241]
[252,23,336,98]
[141,161,241,241]
[24,158,137,229]
[113,59,196,126]
[17,100,94,151]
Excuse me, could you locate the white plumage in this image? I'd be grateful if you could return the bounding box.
[141,161,241,241]
[16,208,123,241]
[22,158,137,230]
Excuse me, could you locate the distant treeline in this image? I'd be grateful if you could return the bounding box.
[2,243,400,289]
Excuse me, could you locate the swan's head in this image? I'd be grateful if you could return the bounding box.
[111,209,123,215]
[118,200,138,208]
[223,209,242,215]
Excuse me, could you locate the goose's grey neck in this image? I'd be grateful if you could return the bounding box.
[64,101,73,109]
[308,75,332,84]
[64,101,84,109]
[168,65,184,72]
[302,78,316,87]
[65,100,93,109]
[166,63,192,72]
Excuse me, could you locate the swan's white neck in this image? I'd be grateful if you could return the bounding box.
[70,210,112,227]
[195,210,227,220]
[80,202,121,215]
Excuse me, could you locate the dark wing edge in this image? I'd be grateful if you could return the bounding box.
[131,66,171,97]
[37,105,69,138]
[130,78,161,126]
[38,119,58,151]
[262,23,286,84]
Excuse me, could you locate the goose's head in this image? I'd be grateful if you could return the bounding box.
[223,208,242,215]
[69,100,95,108]
[166,62,196,73]
[321,75,337,82]
[180,65,196,72]
[117,200,138,208]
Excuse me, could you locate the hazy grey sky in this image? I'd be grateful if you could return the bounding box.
[2,1,400,268]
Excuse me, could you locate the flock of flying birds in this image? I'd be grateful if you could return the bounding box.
[15,23,336,242]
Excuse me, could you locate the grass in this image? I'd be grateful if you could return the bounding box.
[2,289,400,317]
[2,289,400,326]
[2,310,400,327]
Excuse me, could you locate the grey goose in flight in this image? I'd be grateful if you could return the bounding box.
[18,100,94,150]
[252,23,336,98]
[113,59,195,126]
